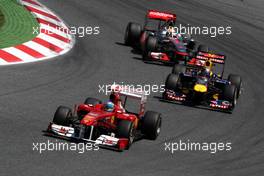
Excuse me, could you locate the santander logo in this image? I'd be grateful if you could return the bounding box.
[149,11,174,18]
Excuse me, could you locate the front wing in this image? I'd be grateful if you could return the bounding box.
[163,90,233,112]
[44,123,129,151]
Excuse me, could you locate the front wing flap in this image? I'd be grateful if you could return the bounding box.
[163,90,233,112]
[45,123,129,151]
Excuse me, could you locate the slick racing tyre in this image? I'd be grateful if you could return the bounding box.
[142,111,162,140]
[84,97,102,106]
[142,51,152,61]
[228,74,242,98]
[222,84,238,108]
[172,64,186,74]
[145,36,158,53]
[197,44,209,52]
[124,22,142,46]
[165,73,180,91]
[187,40,196,51]
[117,120,135,149]
[140,31,149,52]
[53,106,72,126]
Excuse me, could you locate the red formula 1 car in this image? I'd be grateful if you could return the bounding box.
[45,85,162,151]
[124,10,196,65]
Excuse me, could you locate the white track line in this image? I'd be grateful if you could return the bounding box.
[37,33,70,48]
[23,40,58,56]
[31,12,66,28]
[3,48,37,62]
[22,1,60,20]
[40,23,71,39]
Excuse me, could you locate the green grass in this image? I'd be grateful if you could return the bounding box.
[0,0,39,48]
[0,8,4,28]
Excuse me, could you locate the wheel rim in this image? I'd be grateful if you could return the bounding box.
[156,118,161,136]
[129,125,135,144]
[233,89,238,106]
[125,29,129,43]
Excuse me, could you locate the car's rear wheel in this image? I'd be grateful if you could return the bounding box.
[116,120,135,149]
[187,40,196,51]
[197,44,209,52]
[124,22,142,46]
[228,74,242,98]
[84,97,102,106]
[53,106,72,126]
[165,73,180,91]
[142,111,162,140]
[172,64,186,74]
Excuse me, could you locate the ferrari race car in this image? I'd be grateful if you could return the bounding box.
[163,51,242,112]
[45,85,162,151]
[124,10,196,65]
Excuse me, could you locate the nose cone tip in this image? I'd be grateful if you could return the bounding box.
[194,84,207,93]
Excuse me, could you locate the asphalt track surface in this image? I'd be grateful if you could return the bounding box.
[1,0,264,175]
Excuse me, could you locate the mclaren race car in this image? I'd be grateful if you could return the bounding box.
[163,51,242,112]
[45,85,162,151]
[124,9,196,65]
[144,33,196,65]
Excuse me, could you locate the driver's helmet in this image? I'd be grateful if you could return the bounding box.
[167,26,176,38]
[175,33,183,41]
[104,101,114,112]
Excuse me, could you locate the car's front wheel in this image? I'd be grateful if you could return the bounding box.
[228,74,242,98]
[165,73,180,91]
[116,120,135,149]
[53,106,72,126]
[222,84,238,109]
[145,36,158,53]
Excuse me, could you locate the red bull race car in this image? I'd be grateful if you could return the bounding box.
[163,51,242,113]
[45,85,162,151]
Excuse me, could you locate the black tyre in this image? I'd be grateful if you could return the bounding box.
[187,40,196,51]
[140,31,149,52]
[142,111,162,140]
[228,74,242,98]
[165,73,180,91]
[145,36,157,52]
[84,97,102,106]
[53,106,72,126]
[172,64,186,74]
[117,120,135,148]
[142,51,151,61]
[124,22,142,46]
[197,44,209,52]
[222,84,237,107]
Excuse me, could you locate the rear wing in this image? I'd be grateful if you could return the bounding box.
[147,10,176,21]
[196,52,226,64]
[110,84,147,101]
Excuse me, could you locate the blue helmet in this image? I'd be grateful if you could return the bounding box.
[104,101,114,112]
